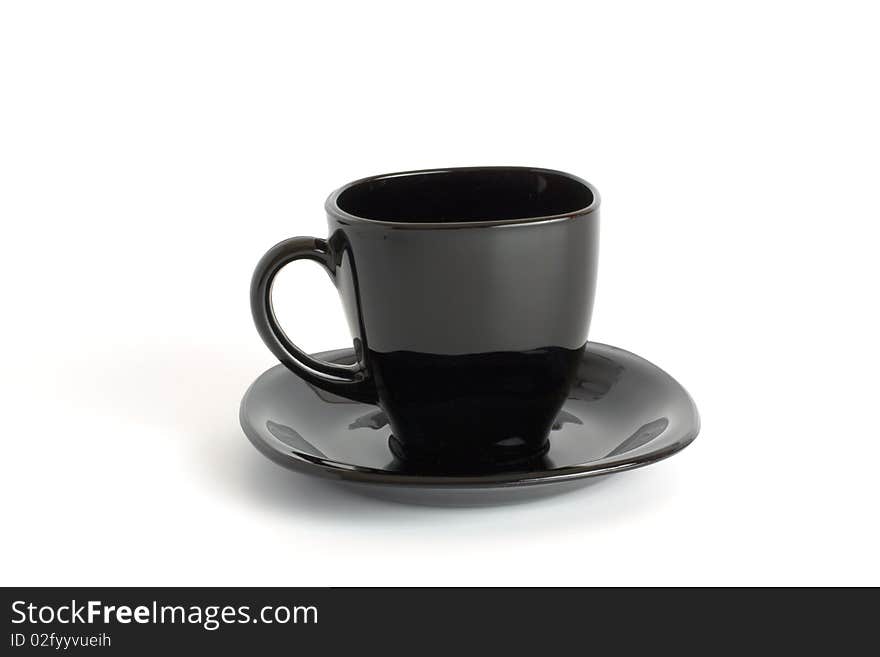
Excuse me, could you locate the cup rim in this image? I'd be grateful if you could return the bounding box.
[325,166,600,229]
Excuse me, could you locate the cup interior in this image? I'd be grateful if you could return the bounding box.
[334,167,594,223]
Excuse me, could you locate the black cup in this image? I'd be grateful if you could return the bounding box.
[251,167,599,469]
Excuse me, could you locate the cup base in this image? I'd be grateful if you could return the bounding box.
[388,434,550,474]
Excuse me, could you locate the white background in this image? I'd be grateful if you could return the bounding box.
[2,1,878,586]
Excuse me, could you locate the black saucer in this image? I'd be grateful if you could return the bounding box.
[240,343,699,505]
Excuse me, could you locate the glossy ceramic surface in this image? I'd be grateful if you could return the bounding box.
[240,344,700,506]
[250,167,600,466]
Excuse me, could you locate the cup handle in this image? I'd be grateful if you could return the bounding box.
[250,237,377,403]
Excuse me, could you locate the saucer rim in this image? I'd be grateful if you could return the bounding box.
[240,342,700,489]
